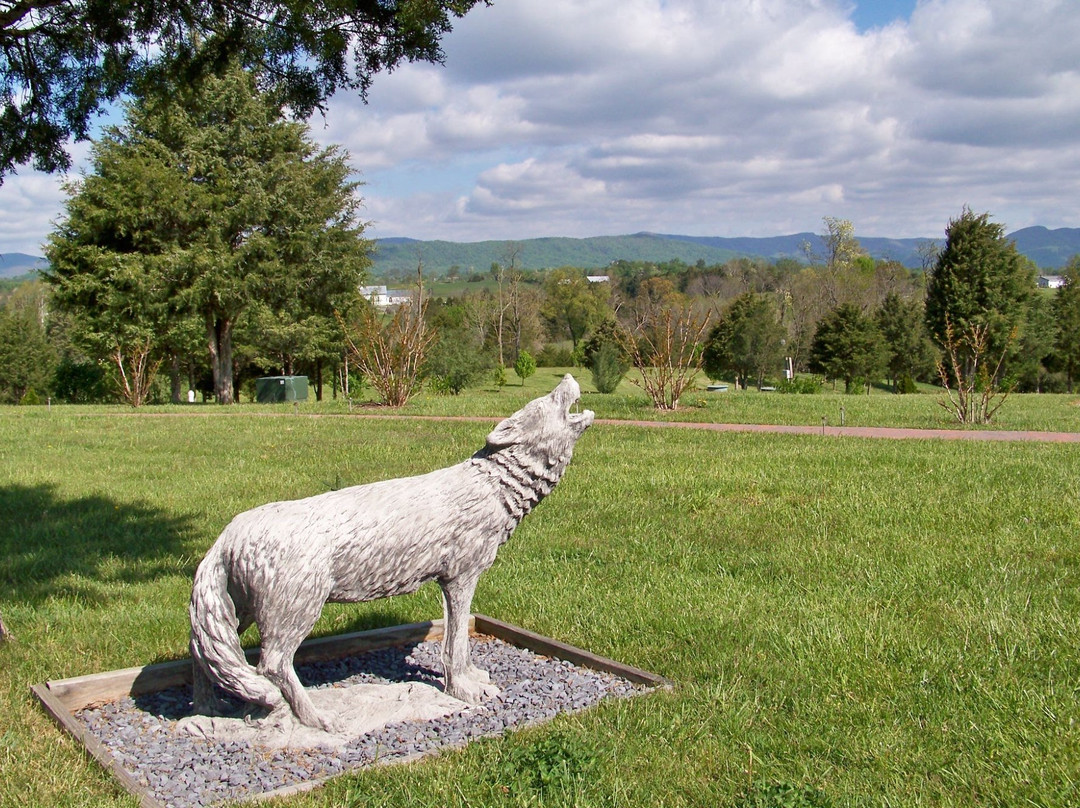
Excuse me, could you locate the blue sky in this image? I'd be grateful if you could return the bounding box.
[3,0,1079,255]
[850,0,918,30]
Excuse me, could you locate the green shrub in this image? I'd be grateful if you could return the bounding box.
[896,373,918,394]
[513,350,537,385]
[590,343,627,394]
[18,388,42,405]
[51,356,110,403]
[425,334,491,394]
[776,376,822,394]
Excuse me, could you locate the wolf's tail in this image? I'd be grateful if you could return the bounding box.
[189,545,282,708]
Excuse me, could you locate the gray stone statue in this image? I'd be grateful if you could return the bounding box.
[189,374,594,731]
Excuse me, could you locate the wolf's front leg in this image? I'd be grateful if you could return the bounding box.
[440,574,499,703]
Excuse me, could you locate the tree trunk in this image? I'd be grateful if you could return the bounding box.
[169,353,183,404]
[314,361,323,401]
[206,316,235,404]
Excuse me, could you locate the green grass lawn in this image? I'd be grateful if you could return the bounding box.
[1,402,1079,806]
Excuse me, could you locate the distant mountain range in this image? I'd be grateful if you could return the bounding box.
[0,253,47,279]
[5,226,1078,280]
[373,226,1080,275]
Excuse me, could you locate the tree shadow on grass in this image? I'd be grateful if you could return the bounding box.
[0,483,196,606]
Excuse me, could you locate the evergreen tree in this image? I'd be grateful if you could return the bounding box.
[809,304,886,393]
[1014,292,1058,392]
[924,209,1034,370]
[875,292,937,391]
[46,65,371,404]
[1053,257,1080,393]
[702,292,785,389]
[0,281,55,403]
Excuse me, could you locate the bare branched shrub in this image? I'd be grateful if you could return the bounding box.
[936,317,1016,425]
[619,302,711,410]
[341,276,436,407]
[111,336,163,408]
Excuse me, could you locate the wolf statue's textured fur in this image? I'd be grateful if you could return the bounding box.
[189,374,594,731]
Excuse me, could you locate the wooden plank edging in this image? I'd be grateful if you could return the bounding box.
[472,614,672,689]
[32,682,163,808]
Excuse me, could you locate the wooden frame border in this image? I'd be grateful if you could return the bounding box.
[32,615,670,807]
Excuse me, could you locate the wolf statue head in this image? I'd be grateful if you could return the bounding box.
[479,374,595,495]
[468,373,596,529]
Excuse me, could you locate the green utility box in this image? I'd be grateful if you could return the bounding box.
[255,376,309,403]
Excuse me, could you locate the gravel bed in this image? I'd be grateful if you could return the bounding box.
[75,636,651,808]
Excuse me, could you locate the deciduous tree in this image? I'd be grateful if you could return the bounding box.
[342,272,434,406]
[513,349,536,386]
[541,269,611,349]
[803,216,869,308]
[1,0,486,180]
[619,296,710,410]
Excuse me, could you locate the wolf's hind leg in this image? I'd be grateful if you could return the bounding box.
[256,595,338,732]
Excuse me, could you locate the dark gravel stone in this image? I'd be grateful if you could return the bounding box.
[75,636,651,808]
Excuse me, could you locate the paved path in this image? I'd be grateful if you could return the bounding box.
[593,419,1080,443]
[345,413,1080,443]
[122,410,1080,442]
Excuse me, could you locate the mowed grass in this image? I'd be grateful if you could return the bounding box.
[1,404,1079,807]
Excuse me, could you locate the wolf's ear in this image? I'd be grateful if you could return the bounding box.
[486,403,541,448]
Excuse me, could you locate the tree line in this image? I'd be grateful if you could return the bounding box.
[5,0,1079,424]
[2,68,1079,417]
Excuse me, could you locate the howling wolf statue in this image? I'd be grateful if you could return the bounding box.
[189,374,594,731]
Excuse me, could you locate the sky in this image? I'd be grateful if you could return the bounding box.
[3,0,1080,256]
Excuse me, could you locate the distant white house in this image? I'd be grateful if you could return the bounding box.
[586,275,610,283]
[359,285,390,307]
[1038,275,1066,289]
[359,285,414,310]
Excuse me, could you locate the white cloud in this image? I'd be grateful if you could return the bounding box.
[0,172,68,255]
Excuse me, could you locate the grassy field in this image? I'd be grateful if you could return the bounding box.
[1,396,1079,807]
[179,368,1080,433]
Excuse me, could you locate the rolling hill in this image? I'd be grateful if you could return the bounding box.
[6,227,1078,280]
[372,227,1080,275]
[0,253,47,279]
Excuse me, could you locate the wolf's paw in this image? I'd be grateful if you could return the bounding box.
[465,665,491,685]
[310,711,343,735]
[446,671,500,704]
[289,704,342,734]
